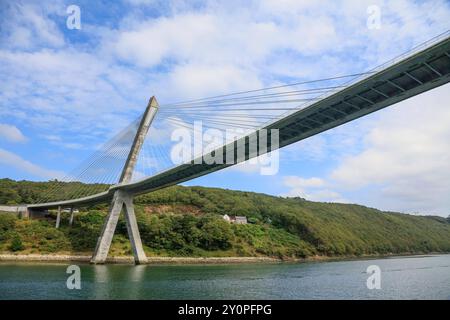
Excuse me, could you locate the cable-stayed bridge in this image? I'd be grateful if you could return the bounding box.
[7,31,450,264]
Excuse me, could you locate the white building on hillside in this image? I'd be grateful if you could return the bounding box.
[223,214,247,224]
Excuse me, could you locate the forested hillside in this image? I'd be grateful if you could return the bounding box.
[1,178,450,258]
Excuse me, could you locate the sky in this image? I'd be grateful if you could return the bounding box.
[0,0,449,216]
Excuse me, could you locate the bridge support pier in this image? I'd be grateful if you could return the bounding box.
[69,207,74,226]
[91,190,147,264]
[21,207,30,219]
[55,206,61,228]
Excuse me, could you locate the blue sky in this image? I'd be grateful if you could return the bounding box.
[1,0,450,216]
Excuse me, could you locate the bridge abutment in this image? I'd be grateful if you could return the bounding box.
[25,207,48,219]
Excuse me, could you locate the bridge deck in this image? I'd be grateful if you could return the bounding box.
[28,33,450,210]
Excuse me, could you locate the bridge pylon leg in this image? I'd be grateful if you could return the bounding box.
[55,206,61,228]
[91,190,147,265]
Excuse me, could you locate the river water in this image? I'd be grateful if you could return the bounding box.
[0,254,449,299]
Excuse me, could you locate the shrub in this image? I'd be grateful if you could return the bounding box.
[198,216,232,250]
[0,214,16,240]
[0,213,16,231]
[9,235,24,251]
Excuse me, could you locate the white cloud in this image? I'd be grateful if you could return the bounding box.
[0,1,65,50]
[40,134,84,150]
[282,186,345,203]
[283,176,325,188]
[168,63,262,99]
[279,84,450,215]
[281,175,346,202]
[0,148,65,179]
[0,48,149,148]
[330,84,450,215]
[305,189,345,202]
[0,124,27,143]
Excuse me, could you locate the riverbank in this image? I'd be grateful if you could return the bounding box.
[0,254,280,264]
[1,252,446,265]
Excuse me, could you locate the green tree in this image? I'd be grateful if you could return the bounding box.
[198,216,232,250]
[0,214,16,241]
[9,234,24,251]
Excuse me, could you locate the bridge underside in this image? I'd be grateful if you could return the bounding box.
[27,34,450,210]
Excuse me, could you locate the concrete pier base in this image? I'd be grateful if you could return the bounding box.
[90,190,147,265]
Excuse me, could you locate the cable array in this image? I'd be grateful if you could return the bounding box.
[32,71,376,204]
[34,118,141,203]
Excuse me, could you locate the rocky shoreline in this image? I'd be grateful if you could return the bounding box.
[0,252,446,265]
[0,254,281,264]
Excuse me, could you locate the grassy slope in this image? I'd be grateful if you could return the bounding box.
[1,180,450,258]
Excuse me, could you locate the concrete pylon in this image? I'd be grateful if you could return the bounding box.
[55,206,61,228]
[91,96,159,264]
[91,190,147,264]
[120,96,160,183]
